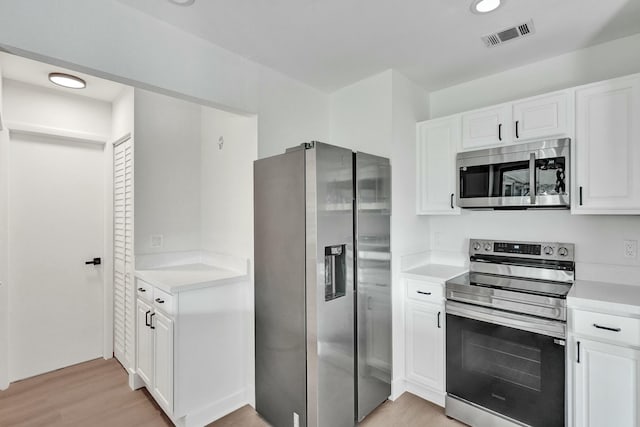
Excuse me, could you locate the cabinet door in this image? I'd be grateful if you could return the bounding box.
[153,310,174,414]
[575,76,640,212]
[136,299,153,386]
[416,116,461,214]
[461,104,511,150]
[574,338,640,427]
[405,301,444,392]
[512,92,570,141]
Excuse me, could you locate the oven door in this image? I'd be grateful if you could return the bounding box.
[457,138,570,208]
[446,303,566,427]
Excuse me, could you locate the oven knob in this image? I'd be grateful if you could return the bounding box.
[473,242,481,251]
[558,247,569,257]
[543,246,554,256]
[484,243,492,251]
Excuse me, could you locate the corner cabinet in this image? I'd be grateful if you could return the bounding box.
[574,75,640,214]
[416,116,461,215]
[404,278,446,405]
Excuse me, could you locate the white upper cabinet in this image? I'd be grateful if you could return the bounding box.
[461,104,511,150]
[416,116,461,215]
[574,75,640,213]
[461,92,571,151]
[512,92,570,142]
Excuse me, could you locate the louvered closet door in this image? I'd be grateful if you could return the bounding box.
[114,137,134,370]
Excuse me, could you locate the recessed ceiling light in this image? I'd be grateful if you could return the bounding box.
[48,72,86,89]
[168,0,195,6]
[471,0,502,14]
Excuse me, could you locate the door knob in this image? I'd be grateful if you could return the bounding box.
[85,257,102,265]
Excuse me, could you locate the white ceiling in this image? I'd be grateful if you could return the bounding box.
[117,0,640,93]
[0,52,127,102]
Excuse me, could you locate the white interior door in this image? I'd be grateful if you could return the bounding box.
[8,133,105,382]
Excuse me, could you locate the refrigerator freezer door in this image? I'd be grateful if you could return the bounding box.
[355,152,392,421]
[307,143,356,427]
[254,149,308,427]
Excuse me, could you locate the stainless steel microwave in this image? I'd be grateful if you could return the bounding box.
[456,138,570,209]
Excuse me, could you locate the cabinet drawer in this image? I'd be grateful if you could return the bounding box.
[573,310,640,347]
[406,279,443,303]
[136,279,153,302]
[153,288,176,316]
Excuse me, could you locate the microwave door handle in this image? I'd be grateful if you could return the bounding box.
[529,152,536,205]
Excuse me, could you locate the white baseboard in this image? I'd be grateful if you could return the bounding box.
[390,378,407,401]
[128,371,145,391]
[404,381,445,407]
[177,388,248,427]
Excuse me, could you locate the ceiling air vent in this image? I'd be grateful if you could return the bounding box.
[482,20,535,48]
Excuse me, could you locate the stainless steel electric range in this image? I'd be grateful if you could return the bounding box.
[445,239,575,427]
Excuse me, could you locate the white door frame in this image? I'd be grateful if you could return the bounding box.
[7,122,114,363]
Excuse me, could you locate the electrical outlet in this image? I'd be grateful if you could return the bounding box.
[624,239,637,258]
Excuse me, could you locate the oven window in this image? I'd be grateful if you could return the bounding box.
[535,157,566,196]
[446,313,565,427]
[462,330,541,392]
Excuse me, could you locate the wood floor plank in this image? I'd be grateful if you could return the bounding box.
[0,358,466,427]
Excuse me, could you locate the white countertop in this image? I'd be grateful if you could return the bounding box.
[136,263,248,294]
[568,279,640,316]
[401,263,468,283]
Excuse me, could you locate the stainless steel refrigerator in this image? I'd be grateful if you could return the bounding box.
[254,142,391,427]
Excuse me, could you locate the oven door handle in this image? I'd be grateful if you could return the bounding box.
[445,300,566,339]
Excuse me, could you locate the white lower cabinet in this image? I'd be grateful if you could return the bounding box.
[570,307,640,427]
[136,298,175,414]
[573,338,640,427]
[153,310,174,413]
[404,279,445,405]
[134,277,249,427]
[136,299,154,386]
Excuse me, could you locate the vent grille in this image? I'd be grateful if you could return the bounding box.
[482,20,535,48]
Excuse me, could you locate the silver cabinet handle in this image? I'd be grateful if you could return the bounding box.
[155,298,165,304]
[417,291,432,295]
[593,323,621,332]
[138,287,146,292]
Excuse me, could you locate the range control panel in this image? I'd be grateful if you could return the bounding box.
[469,239,575,261]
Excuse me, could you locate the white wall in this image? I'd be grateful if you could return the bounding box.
[0,0,329,160]
[3,80,111,137]
[200,107,258,404]
[134,89,202,255]
[200,108,257,261]
[430,33,640,118]
[389,71,430,395]
[329,71,393,157]
[427,33,640,285]
[0,67,9,389]
[112,87,135,141]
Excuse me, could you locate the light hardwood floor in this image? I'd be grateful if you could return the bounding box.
[0,358,466,427]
